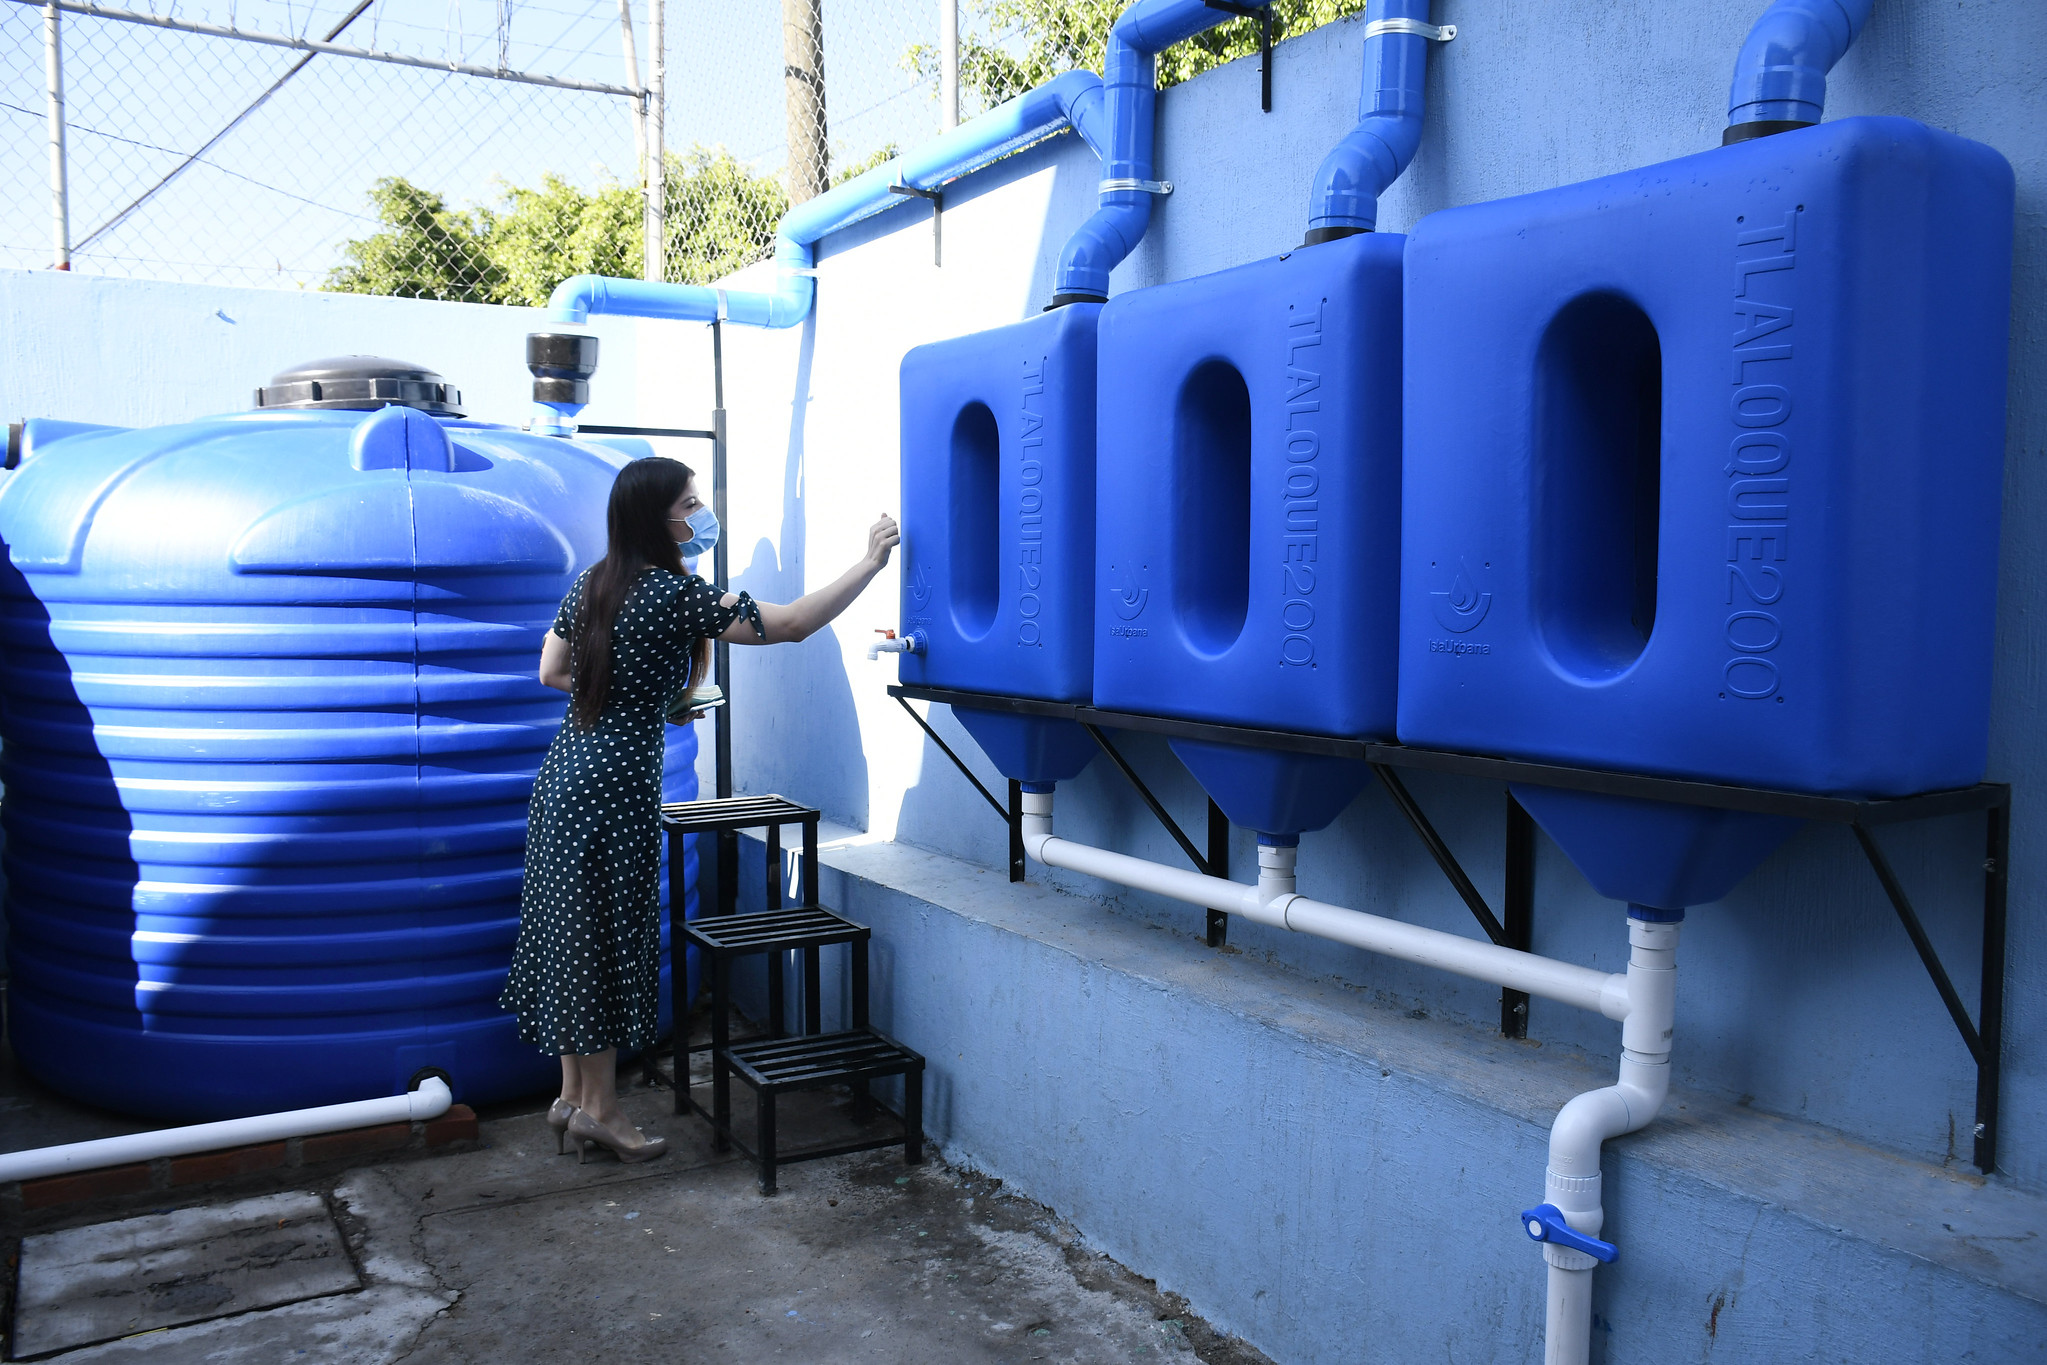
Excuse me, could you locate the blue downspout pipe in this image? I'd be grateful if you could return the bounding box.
[1049,0,1276,307]
[1303,0,1437,243]
[1722,0,1875,144]
[548,70,1110,328]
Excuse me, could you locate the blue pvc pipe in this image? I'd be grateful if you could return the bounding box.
[1052,0,1275,303]
[1725,0,1874,132]
[549,69,1111,327]
[1305,0,1435,237]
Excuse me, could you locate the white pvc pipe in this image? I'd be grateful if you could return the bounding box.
[1023,814,1626,1019]
[1540,918,1679,1364]
[1019,787,1680,1365]
[1544,1263,1595,1365]
[0,1077,453,1184]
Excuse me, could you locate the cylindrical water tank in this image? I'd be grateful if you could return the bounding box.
[0,358,699,1119]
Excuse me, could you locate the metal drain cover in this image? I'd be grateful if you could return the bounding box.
[12,1190,360,1357]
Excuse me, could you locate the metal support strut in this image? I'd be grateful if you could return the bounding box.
[1852,798,2010,1172]
[885,683,2010,1168]
[1203,0,1274,111]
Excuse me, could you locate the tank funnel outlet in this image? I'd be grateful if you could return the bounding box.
[527,332,599,432]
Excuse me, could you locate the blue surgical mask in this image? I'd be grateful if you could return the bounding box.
[676,505,720,560]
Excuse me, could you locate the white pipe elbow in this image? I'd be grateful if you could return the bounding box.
[1020,787,1054,857]
[409,1075,455,1121]
[1548,1081,1650,1183]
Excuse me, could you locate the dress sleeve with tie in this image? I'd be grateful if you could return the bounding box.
[674,573,766,642]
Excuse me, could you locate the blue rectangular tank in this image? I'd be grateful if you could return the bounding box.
[1398,116,2014,800]
[1093,233,1405,738]
[899,305,1100,704]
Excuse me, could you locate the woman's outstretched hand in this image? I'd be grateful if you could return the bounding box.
[723,512,901,646]
[865,514,900,571]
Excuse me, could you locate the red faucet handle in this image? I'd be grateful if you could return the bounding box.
[874,628,897,639]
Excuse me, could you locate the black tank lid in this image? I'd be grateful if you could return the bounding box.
[255,356,464,416]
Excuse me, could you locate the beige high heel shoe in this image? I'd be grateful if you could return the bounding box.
[568,1109,668,1164]
[546,1098,578,1155]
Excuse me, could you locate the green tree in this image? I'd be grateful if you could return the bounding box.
[659,146,790,286]
[326,177,502,303]
[902,0,1372,111]
[489,173,644,307]
[833,143,902,188]
[327,146,796,303]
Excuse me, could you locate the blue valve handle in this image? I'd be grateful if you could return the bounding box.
[1519,1204,1618,1263]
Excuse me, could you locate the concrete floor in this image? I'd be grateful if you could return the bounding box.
[3,1052,1272,1364]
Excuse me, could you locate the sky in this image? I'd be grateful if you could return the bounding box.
[0,0,953,288]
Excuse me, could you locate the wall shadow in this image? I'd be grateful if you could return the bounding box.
[729,313,870,831]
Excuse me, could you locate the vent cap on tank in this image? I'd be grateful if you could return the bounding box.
[254,356,464,416]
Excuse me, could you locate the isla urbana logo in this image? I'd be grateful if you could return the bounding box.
[1110,564,1149,621]
[1429,558,1492,634]
[907,561,933,612]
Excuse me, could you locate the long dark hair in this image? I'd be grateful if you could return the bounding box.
[568,456,710,729]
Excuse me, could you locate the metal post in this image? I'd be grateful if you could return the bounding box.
[1501,795,1535,1038]
[1205,799,1229,948]
[1258,5,1272,113]
[1976,798,2009,1173]
[711,319,731,802]
[45,2,70,270]
[1007,780,1025,883]
[938,0,959,132]
[617,0,648,180]
[644,0,666,281]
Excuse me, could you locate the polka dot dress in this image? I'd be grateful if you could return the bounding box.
[500,567,763,1056]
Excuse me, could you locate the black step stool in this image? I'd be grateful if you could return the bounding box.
[662,796,925,1195]
[661,795,824,1045]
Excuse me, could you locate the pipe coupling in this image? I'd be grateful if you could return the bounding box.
[1020,788,1054,849]
[1256,842,1298,905]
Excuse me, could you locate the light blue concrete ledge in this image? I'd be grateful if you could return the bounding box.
[731,825,2047,1364]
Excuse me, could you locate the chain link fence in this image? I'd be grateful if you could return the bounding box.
[3,0,1367,301]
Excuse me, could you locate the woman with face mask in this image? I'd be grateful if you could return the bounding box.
[500,456,898,1163]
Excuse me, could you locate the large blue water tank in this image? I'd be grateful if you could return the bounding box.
[0,363,700,1119]
[899,309,1100,785]
[1398,117,2013,905]
[1093,236,1403,833]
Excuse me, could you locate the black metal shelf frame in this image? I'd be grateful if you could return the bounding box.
[888,682,2012,1174]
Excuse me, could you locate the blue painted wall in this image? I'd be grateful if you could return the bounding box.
[662,0,2047,1201]
[1,1,2042,1351]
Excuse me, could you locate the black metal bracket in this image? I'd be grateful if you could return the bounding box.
[892,694,1008,823]
[1083,723,1214,875]
[1851,801,2009,1172]
[1371,763,1508,945]
[886,682,2012,1172]
[1203,0,1274,111]
[1081,723,1232,948]
[575,423,716,440]
[891,694,1022,884]
[1369,763,1537,1040]
[889,182,943,265]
